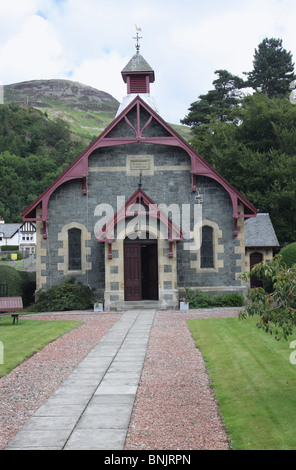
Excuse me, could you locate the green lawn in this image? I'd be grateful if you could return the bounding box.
[188,315,296,450]
[0,316,82,378]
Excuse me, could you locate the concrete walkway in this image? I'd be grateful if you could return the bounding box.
[6,310,156,450]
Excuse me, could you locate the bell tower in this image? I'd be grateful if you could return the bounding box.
[121,31,155,95]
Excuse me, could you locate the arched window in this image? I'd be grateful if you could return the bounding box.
[201,225,214,268]
[68,228,82,271]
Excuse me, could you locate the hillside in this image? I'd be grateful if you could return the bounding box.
[4,79,120,141]
[4,79,190,142]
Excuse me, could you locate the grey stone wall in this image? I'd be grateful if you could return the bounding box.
[40,106,245,298]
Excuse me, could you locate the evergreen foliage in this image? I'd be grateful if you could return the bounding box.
[0,265,23,297]
[31,277,95,312]
[279,243,296,268]
[183,38,296,243]
[0,104,85,222]
[184,287,244,308]
[181,69,244,127]
[245,38,295,98]
[0,265,36,306]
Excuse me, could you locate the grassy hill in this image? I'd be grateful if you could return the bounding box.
[4,79,191,142]
[4,79,119,142]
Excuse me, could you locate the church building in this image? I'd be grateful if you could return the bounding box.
[21,40,258,310]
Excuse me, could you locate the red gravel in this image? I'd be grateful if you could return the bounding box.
[125,309,239,450]
[0,307,240,450]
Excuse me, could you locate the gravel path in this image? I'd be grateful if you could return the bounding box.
[0,312,120,450]
[0,308,240,450]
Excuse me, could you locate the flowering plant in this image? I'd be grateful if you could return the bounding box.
[94,299,103,307]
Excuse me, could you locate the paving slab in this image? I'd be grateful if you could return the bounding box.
[5,310,155,451]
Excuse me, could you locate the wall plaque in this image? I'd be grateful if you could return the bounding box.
[126,155,154,176]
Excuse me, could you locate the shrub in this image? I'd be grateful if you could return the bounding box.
[279,242,296,268]
[184,287,244,309]
[241,255,296,339]
[31,277,95,312]
[1,245,19,252]
[0,265,23,296]
[18,271,36,307]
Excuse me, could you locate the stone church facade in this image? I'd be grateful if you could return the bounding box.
[22,49,257,310]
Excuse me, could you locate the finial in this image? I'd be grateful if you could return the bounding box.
[138,170,143,189]
[133,25,142,54]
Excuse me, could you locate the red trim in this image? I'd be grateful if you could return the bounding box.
[21,95,257,237]
[95,188,184,242]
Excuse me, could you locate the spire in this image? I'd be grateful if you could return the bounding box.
[121,28,155,94]
[116,29,158,116]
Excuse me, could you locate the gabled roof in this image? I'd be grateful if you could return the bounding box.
[0,221,36,239]
[0,224,20,238]
[21,94,257,238]
[245,213,279,247]
[95,187,183,242]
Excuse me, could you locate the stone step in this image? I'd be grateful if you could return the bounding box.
[123,300,160,310]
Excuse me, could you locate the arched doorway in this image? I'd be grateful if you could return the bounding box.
[250,252,263,288]
[124,238,158,301]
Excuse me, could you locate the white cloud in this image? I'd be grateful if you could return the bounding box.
[69,51,129,101]
[0,14,68,84]
[1,0,296,123]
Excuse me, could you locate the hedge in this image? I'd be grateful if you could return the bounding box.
[279,242,296,268]
[0,265,23,297]
[184,288,244,309]
[0,265,36,306]
[31,277,95,312]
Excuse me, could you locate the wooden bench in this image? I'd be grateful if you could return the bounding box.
[0,297,24,325]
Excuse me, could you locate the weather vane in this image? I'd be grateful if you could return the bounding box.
[133,25,142,54]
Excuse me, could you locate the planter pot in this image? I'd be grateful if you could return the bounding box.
[94,303,103,312]
[180,301,189,311]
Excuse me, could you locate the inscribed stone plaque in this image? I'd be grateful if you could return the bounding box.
[126,155,154,176]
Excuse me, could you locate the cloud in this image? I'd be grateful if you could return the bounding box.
[1,0,296,123]
[0,14,68,84]
[69,51,130,101]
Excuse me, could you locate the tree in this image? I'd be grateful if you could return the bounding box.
[181,69,244,128]
[245,38,295,98]
[279,243,296,268]
[241,256,296,340]
[187,92,296,243]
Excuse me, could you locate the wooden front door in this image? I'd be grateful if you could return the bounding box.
[124,243,141,301]
[124,240,158,301]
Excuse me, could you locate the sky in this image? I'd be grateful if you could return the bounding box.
[1,0,296,124]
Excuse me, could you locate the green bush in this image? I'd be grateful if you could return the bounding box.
[279,242,296,268]
[18,271,36,307]
[31,277,95,312]
[1,245,19,252]
[0,265,23,296]
[184,288,244,309]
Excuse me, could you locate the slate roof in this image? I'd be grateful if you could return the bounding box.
[121,53,154,73]
[0,222,36,239]
[0,224,20,238]
[244,213,279,247]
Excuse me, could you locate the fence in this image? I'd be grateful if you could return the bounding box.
[0,254,36,271]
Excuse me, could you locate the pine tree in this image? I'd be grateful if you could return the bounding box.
[181,70,244,127]
[245,38,295,98]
